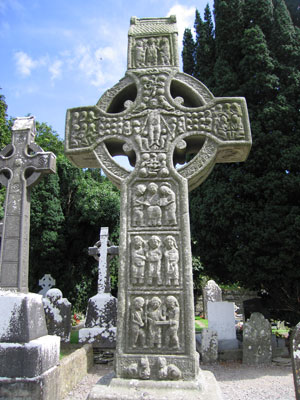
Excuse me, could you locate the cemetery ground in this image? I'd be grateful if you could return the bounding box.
[62,353,294,400]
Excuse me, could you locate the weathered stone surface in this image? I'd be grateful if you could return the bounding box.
[0,335,60,378]
[79,227,118,348]
[243,312,272,365]
[208,302,238,350]
[0,117,56,293]
[43,288,72,342]
[87,370,223,400]
[65,14,251,397]
[291,322,300,399]
[203,280,222,319]
[201,329,218,364]
[39,274,56,297]
[0,364,60,400]
[0,291,47,343]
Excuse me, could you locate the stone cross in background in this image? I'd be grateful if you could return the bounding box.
[65,15,251,397]
[38,273,56,296]
[0,117,56,292]
[79,227,118,348]
[88,226,119,294]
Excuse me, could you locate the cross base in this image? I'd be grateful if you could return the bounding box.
[87,371,223,400]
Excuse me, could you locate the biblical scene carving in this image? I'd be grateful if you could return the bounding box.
[129,295,181,351]
[139,152,169,178]
[130,234,179,287]
[132,36,172,68]
[131,181,177,227]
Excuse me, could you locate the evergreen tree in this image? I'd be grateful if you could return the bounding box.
[186,0,300,324]
[194,4,216,88]
[285,0,300,27]
[182,28,195,76]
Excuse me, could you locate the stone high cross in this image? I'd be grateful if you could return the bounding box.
[65,16,251,381]
[0,117,56,293]
[88,227,119,294]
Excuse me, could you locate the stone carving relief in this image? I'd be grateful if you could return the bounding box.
[125,356,150,379]
[157,357,182,380]
[130,234,180,287]
[129,295,181,351]
[133,37,172,68]
[125,356,182,381]
[131,181,177,227]
[70,110,99,148]
[139,152,169,178]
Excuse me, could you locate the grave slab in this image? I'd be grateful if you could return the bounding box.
[203,280,222,319]
[208,301,239,350]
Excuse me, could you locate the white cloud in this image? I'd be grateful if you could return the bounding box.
[49,60,63,81]
[14,51,38,76]
[167,4,196,40]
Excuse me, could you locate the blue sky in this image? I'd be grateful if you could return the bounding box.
[0,0,214,141]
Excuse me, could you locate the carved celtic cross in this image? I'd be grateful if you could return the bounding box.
[65,16,251,380]
[0,117,56,292]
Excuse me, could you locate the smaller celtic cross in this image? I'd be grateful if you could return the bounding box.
[0,117,56,293]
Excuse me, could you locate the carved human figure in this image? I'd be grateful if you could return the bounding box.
[165,296,180,349]
[145,183,162,226]
[159,37,170,65]
[132,184,147,226]
[147,296,165,348]
[145,38,158,66]
[164,236,179,286]
[147,235,162,285]
[139,356,151,379]
[134,39,146,67]
[131,297,146,348]
[131,236,146,285]
[159,184,177,225]
[148,110,162,149]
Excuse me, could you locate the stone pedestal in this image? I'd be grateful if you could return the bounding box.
[87,371,223,400]
[79,293,117,348]
[0,291,60,400]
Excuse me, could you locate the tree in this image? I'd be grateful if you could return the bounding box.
[185,0,300,325]
[182,28,195,76]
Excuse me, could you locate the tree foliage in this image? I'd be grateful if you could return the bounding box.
[183,0,300,324]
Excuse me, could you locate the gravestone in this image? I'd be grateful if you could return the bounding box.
[79,227,118,348]
[208,301,239,350]
[243,312,272,365]
[292,322,300,400]
[43,288,72,342]
[0,117,60,399]
[201,329,218,364]
[203,280,222,319]
[38,273,56,296]
[65,16,251,400]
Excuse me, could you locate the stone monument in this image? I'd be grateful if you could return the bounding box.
[65,16,251,400]
[243,312,272,365]
[79,227,118,348]
[43,288,72,343]
[201,329,218,364]
[208,301,239,350]
[38,273,56,296]
[291,322,300,400]
[0,117,60,399]
[203,280,222,319]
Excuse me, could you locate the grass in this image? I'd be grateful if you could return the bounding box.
[195,317,208,332]
[59,330,80,359]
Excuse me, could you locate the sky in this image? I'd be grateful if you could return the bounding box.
[0,0,214,141]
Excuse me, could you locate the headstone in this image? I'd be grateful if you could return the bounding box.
[0,117,60,399]
[203,280,222,319]
[65,16,251,400]
[291,322,300,400]
[43,288,72,342]
[208,301,239,350]
[243,312,272,365]
[38,273,56,296]
[79,227,118,348]
[201,329,218,364]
